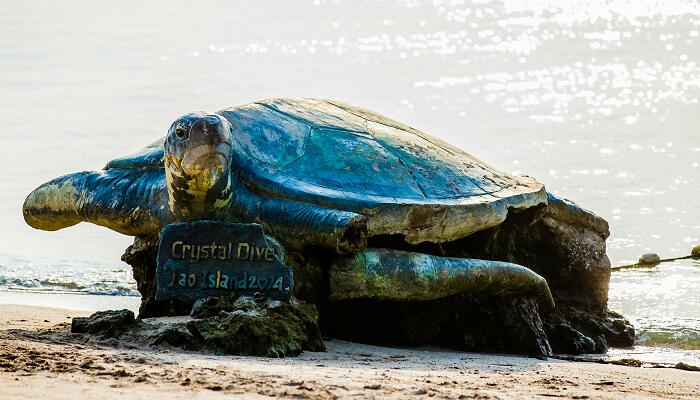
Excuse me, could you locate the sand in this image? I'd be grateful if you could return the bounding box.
[0,304,698,399]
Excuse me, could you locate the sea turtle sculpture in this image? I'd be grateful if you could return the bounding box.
[23,98,554,308]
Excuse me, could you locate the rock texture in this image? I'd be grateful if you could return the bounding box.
[70,296,324,357]
[446,194,635,353]
[122,193,634,356]
[325,295,552,356]
[72,309,137,337]
[122,235,190,318]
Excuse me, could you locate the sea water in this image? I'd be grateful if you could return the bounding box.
[0,0,698,362]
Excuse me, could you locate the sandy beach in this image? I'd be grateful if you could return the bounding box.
[0,304,697,399]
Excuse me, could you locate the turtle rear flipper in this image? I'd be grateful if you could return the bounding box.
[23,168,170,236]
[330,249,555,312]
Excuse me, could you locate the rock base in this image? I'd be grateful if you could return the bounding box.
[121,194,635,357]
[122,236,190,318]
[71,296,325,357]
[454,194,635,353]
[325,294,552,357]
[544,306,634,354]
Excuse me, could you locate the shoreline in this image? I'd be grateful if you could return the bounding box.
[0,289,140,312]
[1,304,699,399]
[2,289,699,364]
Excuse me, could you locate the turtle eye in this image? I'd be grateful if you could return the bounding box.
[175,126,189,140]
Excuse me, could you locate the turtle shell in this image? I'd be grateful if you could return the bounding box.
[218,98,546,244]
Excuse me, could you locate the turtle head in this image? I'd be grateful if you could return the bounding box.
[164,112,233,221]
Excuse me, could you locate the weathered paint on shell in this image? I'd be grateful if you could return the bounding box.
[219,98,546,243]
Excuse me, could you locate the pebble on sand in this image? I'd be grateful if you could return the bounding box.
[638,253,661,265]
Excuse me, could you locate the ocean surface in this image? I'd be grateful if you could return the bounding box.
[0,0,698,362]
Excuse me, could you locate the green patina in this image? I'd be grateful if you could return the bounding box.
[71,298,324,358]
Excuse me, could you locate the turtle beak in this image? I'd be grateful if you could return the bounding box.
[181,142,232,176]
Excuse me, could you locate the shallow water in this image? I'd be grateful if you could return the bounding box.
[0,0,698,361]
[610,259,700,360]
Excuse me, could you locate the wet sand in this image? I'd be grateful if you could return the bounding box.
[1,304,698,399]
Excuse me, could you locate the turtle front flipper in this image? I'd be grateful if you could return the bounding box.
[23,168,170,236]
[232,184,368,254]
[329,249,555,312]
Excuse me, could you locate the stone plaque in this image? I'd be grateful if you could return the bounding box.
[155,221,293,302]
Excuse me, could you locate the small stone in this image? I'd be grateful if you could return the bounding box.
[133,375,147,383]
[190,295,260,319]
[266,299,284,309]
[593,381,615,386]
[638,253,661,265]
[675,362,700,372]
[608,358,642,367]
[71,309,136,336]
[150,324,197,347]
[691,245,700,257]
[233,295,257,309]
[112,369,130,378]
[190,297,219,318]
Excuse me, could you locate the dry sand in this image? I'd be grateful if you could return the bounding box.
[0,304,698,399]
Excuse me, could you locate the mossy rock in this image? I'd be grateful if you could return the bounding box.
[188,295,325,357]
[70,296,324,358]
[71,309,136,337]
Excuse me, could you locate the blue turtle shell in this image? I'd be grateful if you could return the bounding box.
[107,98,547,243]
